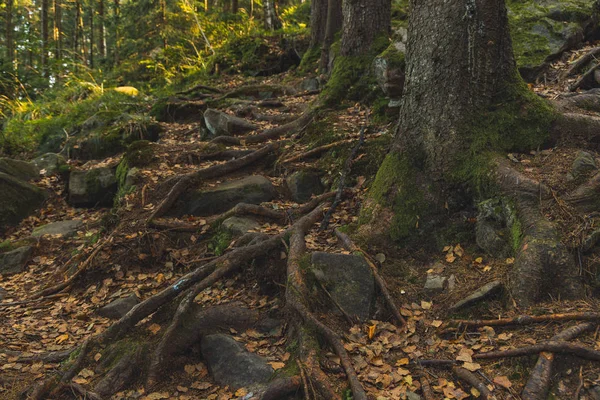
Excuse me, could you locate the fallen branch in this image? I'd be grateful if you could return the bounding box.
[452,366,497,400]
[147,142,280,222]
[286,204,366,400]
[522,323,595,400]
[561,47,600,80]
[0,347,75,364]
[473,341,600,362]
[261,376,303,400]
[420,375,435,400]
[569,62,600,92]
[335,229,406,327]
[451,312,600,328]
[319,127,365,231]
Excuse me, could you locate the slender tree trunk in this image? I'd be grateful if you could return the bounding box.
[340,0,390,56]
[98,0,105,58]
[231,0,238,14]
[160,0,167,48]
[319,0,342,72]
[89,4,94,68]
[41,0,50,77]
[309,0,328,49]
[5,0,14,67]
[113,0,120,65]
[54,0,62,62]
[263,0,282,31]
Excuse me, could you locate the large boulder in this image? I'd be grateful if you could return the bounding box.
[201,334,273,390]
[68,167,118,207]
[286,171,324,203]
[222,217,260,236]
[32,220,83,238]
[475,199,518,258]
[0,172,46,229]
[182,175,277,216]
[0,158,39,181]
[508,0,598,81]
[32,153,67,176]
[0,246,33,276]
[311,252,375,321]
[204,109,258,137]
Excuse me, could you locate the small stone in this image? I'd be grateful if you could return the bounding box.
[406,392,421,400]
[424,274,446,293]
[0,246,33,276]
[97,294,140,319]
[286,171,324,203]
[32,153,67,175]
[125,167,141,187]
[571,151,597,178]
[201,334,273,390]
[222,217,260,236]
[68,167,118,207]
[299,77,320,92]
[450,281,503,310]
[447,274,456,291]
[204,109,258,137]
[31,220,83,238]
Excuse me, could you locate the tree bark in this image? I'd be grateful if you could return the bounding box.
[54,0,62,62]
[113,0,120,65]
[98,0,105,58]
[263,0,282,30]
[41,0,50,77]
[6,0,14,67]
[319,0,342,71]
[309,0,328,48]
[89,5,94,68]
[340,0,390,56]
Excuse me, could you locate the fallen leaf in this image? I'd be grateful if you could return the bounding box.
[421,301,432,310]
[493,375,512,389]
[55,334,69,344]
[463,362,482,372]
[368,324,377,340]
[431,320,443,328]
[148,323,161,335]
[269,362,285,370]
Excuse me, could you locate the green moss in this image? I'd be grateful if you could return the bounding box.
[299,45,322,73]
[0,240,12,252]
[116,158,130,189]
[321,35,390,106]
[209,229,233,256]
[364,152,425,240]
[124,140,154,167]
[378,44,405,70]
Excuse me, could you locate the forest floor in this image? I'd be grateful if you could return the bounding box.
[3,45,600,400]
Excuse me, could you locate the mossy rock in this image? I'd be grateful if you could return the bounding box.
[0,172,46,230]
[150,97,208,123]
[124,140,155,167]
[0,158,39,181]
[68,167,118,208]
[507,0,596,81]
[373,43,406,98]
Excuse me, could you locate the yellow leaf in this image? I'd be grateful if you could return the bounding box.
[454,244,464,257]
[446,253,456,263]
[396,358,409,366]
[368,324,377,340]
[421,301,432,310]
[148,323,161,335]
[114,86,139,96]
[463,362,481,372]
[471,387,481,398]
[506,257,515,265]
[268,362,285,370]
[474,257,483,264]
[235,388,248,397]
[431,320,443,328]
[55,334,69,344]
[483,265,492,272]
[443,245,452,252]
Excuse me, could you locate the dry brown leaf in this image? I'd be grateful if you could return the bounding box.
[493,375,512,389]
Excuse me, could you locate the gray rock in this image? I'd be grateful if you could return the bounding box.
[0,287,7,300]
[300,77,320,92]
[0,246,33,276]
[125,167,141,187]
[406,392,421,400]
[475,199,517,258]
[32,153,67,175]
[201,334,273,390]
[0,158,39,180]
[286,171,324,203]
[68,167,118,207]
[97,294,140,319]
[582,228,600,253]
[450,281,503,310]
[222,217,260,236]
[373,45,405,98]
[424,274,447,293]
[204,109,258,137]
[183,175,277,216]
[31,219,83,238]
[0,172,46,229]
[571,151,597,178]
[311,252,375,321]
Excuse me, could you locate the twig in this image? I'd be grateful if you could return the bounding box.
[297,360,311,400]
[561,47,600,80]
[280,139,355,164]
[420,375,435,400]
[569,62,600,92]
[319,126,365,231]
[474,341,600,361]
[450,312,600,328]
[452,366,497,400]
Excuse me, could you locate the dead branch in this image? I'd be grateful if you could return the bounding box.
[0,347,75,364]
[286,204,367,400]
[450,312,600,328]
[522,323,595,400]
[213,84,297,102]
[147,142,280,223]
[452,366,497,400]
[320,127,365,231]
[210,110,314,146]
[67,382,103,400]
[561,47,600,80]
[420,375,435,400]
[335,229,406,327]
[281,139,356,165]
[473,341,600,362]
[570,62,600,92]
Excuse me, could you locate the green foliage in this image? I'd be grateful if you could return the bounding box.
[209,229,233,256]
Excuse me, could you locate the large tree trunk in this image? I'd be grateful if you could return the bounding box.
[318,0,342,72]
[309,0,328,48]
[363,0,580,306]
[340,0,390,56]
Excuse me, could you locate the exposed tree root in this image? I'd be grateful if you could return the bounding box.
[420,375,435,400]
[335,229,406,327]
[210,110,314,146]
[569,63,600,92]
[473,341,600,361]
[286,204,367,400]
[555,89,600,113]
[177,84,223,96]
[320,127,365,231]
[522,322,595,400]
[147,142,280,223]
[261,376,303,400]
[564,171,600,213]
[212,84,297,102]
[452,366,497,400]
[0,347,74,364]
[495,159,583,306]
[175,148,254,164]
[552,112,600,147]
[280,138,355,164]
[450,312,600,328]
[560,47,600,81]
